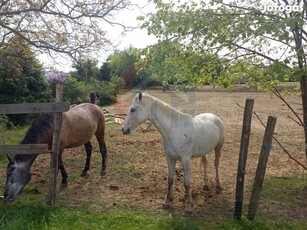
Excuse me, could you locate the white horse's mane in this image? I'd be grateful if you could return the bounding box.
[141,93,193,120]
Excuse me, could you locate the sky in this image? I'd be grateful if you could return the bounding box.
[39,0,158,72]
[106,1,158,50]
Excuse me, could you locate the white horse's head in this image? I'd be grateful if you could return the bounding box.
[122,92,151,134]
[3,156,31,201]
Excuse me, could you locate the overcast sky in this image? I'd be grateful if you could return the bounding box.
[107,0,157,50]
[39,0,158,72]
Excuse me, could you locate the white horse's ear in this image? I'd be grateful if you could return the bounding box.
[138,92,142,101]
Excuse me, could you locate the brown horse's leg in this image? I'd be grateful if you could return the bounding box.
[96,117,107,176]
[99,141,107,176]
[81,141,92,177]
[58,151,68,187]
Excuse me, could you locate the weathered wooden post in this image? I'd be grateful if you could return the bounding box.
[247,116,277,220]
[47,83,64,205]
[234,99,254,219]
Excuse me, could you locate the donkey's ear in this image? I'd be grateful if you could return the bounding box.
[138,92,143,101]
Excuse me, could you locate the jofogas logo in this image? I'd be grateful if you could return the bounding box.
[261,2,303,13]
[234,0,303,13]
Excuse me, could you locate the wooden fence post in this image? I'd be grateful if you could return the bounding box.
[234,99,254,219]
[47,83,64,205]
[247,116,277,220]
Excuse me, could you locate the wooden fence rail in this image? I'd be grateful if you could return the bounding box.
[0,144,50,155]
[0,102,69,114]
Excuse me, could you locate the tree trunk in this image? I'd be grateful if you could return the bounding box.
[300,75,307,160]
[293,23,307,160]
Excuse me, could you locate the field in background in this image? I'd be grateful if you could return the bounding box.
[0,85,306,228]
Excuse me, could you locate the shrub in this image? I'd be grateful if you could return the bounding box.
[64,77,117,106]
[88,79,117,106]
[63,77,89,104]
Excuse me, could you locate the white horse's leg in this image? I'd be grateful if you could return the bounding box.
[201,155,209,190]
[182,157,192,214]
[163,156,176,210]
[214,146,222,191]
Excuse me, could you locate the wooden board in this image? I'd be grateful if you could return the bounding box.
[0,102,70,114]
[0,144,50,154]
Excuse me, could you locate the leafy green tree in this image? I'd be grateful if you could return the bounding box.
[67,57,118,105]
[72,58,99,83]
[142,0,307,159]
[0,36,52,124]
[107,47,141,89]
[142,40,224,89]
[63,77,88,104]
[63,76,117,106]
[88,79,117,106]
[99,62,112,82]
[142,41,186,88]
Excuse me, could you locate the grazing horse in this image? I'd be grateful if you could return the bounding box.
[122,92,224,213]
[3,103,107,201]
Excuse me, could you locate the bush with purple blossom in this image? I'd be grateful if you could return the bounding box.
[47,72,70,84]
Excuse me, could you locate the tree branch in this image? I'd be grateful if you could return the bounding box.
[231,42,277,62]
[243,66,305,127]
[236,103,307,171]
[0,0,131,58]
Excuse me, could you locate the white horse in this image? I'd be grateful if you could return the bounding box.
[122,92,224,214]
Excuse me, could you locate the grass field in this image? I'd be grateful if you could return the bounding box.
[0,85,306,229]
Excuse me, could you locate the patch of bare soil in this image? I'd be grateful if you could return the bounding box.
[2,85,306,221]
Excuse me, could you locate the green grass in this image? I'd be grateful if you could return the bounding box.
[262,177,307,205]
[0,126,27,145]
[0,126,28,167]
[0,202,205,230]
[0,202,306,230]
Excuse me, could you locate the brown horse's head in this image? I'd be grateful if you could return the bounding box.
[3,114,53,201]
[4,156,32,201]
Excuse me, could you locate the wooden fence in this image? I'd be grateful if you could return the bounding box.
[0,83,69,205]
[234,98,277,220]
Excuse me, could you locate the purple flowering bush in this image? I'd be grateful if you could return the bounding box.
[47,72,70,84]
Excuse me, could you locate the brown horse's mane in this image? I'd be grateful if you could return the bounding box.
[15,113,54,162]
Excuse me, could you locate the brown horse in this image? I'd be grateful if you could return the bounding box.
[3,103,107,201]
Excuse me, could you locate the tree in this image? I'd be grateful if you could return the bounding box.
[107,47,140,89]
[0,0,130,59]
[0,36,52,124]
[142,41,187,89]
[142,0,307,159]
[99,62,112,82]
[72,58,99,83]
[63,77,88,104]
[142,40,224,89]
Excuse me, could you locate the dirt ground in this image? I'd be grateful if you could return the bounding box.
[2,85,307,221]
